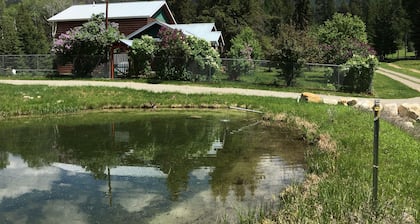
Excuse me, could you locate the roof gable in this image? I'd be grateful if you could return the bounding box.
[48,1,176,23]
[127,21,224,47]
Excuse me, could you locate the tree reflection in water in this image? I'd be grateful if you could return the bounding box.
[0,112,305,202]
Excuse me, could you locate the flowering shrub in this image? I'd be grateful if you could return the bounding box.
[320,39,376,65]
[273,24,315,86]
[52,14,123,77]
[155,27,191,80]
[129,35,156,77]
[342,55,378,93]
[226,27,261,81]
[186,36,221,80]
[152,27,221,81]
[315,13,376,65]
[227,43,254,81]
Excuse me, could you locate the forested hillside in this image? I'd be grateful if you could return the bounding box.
[1,0,419,59]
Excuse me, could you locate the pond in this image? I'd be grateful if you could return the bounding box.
[0,111,307,224]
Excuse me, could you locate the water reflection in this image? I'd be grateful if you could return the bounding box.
[0,112,306,223]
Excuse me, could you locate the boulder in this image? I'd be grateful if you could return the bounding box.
[398,104,420,121]
[323,98,338,105]
[300,92,323,103]
[347,100,357,106]
[356,100,374,111]
[383,103,399,116]
[338,99,348,106]
[402,121,415,129]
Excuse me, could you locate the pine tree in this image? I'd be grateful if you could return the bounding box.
[293,0,311,30]
[166,0,197,23]
[0,14,22,54]
[15,3,49,54]
[336,0,349,13]
[314,0,335,24]
[410,6,420,57]
[369,0,408,58]
[0,0,5,16]
[403,0,420,56]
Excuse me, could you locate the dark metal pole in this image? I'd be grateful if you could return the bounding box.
[105,0,109,30]
[107,167,112,207]
[372,99,380,210]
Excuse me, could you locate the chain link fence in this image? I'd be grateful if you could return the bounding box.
[214,59,345,91]
[0,54,347,91]
[0,55,56,76]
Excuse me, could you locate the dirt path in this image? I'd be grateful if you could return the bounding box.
[377,67,420,91]
[388,63,402,69]
[388,63,420,74]
[410,68,420,74]
[0,79,419,106]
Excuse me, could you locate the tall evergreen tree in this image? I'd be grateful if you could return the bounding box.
[410,6,420,57]
[15,3,49,54]
[348,0,370,23]
[0,13,22,54]
[293,0,311,30]
[336,0,349,13]
[166,0,197,23]
[369,0,408,58]
[314,0,335,24]
[403,0,420,56]
[0,0,5,16]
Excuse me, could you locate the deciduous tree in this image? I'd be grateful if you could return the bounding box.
[226,27,262,80]
[273,24,319,86]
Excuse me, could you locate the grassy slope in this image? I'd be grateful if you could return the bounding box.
[0,83,418,223]
[385,49,416,60]
[373,73,420,98]
[392,60,420,70]
[380,62,420,79]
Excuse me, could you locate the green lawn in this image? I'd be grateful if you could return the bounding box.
[373,73,420,98]
[385,49,416,60]
[393,60,420,70]
[380,62,420,79]
[0,83,418,223]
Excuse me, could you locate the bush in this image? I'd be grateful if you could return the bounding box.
[315,13,376,64]
[226,27,261,81]
[52,14,123,77]
[276,48,305,86]
[342,55,378,93]
[128,35,156,77]
[186,36,221,81]
[273,24,317,86]
[155,27,191,81]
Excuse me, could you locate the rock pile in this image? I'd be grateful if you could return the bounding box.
[299,92,420,129]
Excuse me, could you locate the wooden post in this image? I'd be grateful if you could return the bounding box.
[110,46,115,79]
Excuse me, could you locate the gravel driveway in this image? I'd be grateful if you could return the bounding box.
[0,79,419,106]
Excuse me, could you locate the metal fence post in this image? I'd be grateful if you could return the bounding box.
[372,99,380,211]
[1,55,4,72]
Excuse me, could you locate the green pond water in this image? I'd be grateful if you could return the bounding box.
[0,111,306,224]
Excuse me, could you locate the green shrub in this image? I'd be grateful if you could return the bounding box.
[226,27,261,81]
[52,14,123,77]
[128,35,156,77]
[342,55,378,93]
